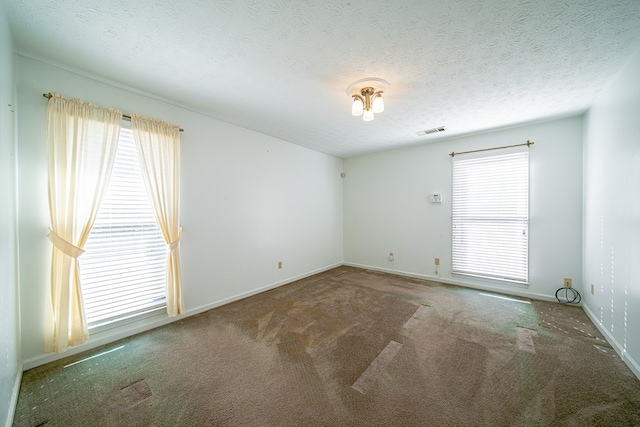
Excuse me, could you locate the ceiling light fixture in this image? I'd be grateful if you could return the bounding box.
[347,78,389,122]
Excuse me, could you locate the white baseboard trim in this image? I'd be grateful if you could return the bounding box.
[6,363,22,427]
[22,316,176,371]
[343,262,558,302]
[22,262,343,371]
[187,262,343,316]
[582,303,640,380]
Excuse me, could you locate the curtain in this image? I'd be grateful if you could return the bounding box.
[45,93,121,353]
[131,113,184,317]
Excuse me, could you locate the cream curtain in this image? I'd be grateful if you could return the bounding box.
[131,113,184,317]
[46,93,121,353]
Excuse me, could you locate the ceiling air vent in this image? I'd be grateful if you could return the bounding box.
[416,126,446,136]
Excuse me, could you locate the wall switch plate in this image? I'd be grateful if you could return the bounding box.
[434,257,440,265]
[430,193,443,203]
[563,278,572,288]
[278,261,282,269]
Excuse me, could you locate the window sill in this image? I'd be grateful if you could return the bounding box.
[452,272,530,288]
[88,305,168,335]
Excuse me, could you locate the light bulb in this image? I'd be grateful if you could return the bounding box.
[363,109,374,121]
[351,97,364,116]
[372,94,384,113]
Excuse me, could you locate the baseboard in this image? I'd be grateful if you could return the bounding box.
[22,262,343,371]
[5,363,22,427]
[582,303,640,380]
[343,262,558,302]
[188,262,343,316]
[22,315,177,370]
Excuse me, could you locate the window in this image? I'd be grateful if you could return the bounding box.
[451,148,529,283]
[80,127,167,329]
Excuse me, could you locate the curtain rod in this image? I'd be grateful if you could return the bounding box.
[43,93,184,132]
[449,140,533,157]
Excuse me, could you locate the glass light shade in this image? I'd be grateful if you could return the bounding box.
[372,94,384,113]
[351,97,364,116]
[363,109,374,121]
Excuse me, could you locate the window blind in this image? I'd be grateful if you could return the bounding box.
[451,149,529,283]
[80,127,167,329]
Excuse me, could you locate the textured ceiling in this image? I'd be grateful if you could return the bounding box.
[5,0,640,158]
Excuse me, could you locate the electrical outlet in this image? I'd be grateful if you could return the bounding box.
[389,252,394,261]
[591,283,594,295]
[434,258,440,266]
[278,261,282,269]
[563,278,572,288]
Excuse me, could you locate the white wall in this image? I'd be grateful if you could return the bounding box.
[16,55,343,367]
[344,117,584,301]
[583,48,640,378]
[0,4,21,426]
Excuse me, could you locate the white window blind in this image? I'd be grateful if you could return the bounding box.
[80,127,167,329]
[451,149,529,283]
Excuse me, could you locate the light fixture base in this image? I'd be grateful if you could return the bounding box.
[346,77,389,96]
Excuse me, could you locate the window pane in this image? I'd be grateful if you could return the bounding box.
[80,128,167,328]
[452,150,529,282]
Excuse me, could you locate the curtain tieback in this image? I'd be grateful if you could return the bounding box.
[47,229,85,258]
[169,227,182,251]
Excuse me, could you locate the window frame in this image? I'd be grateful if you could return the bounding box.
[451,147,530,284]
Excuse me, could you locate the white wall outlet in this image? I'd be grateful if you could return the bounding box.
[389,252,394,261]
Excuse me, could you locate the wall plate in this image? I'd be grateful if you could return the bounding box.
[430,193,443,203]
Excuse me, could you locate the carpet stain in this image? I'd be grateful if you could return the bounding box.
[120,379,152,406]
[352,340,403,395]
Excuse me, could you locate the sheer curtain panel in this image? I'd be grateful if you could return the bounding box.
[46,93,122,353]
[131,113,184,317]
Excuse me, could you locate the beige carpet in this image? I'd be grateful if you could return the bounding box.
[13,266,640,426]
